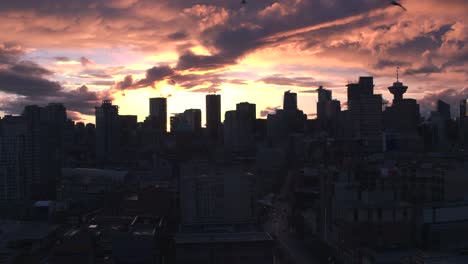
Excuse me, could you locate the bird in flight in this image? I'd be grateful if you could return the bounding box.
[241,0,247,5]
[390,1,407,11]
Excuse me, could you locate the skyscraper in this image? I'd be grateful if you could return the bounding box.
[316,86,341,137]
[267,91,306,142]
[460,99,468,118]
[170,109,202,134]
[347,77,383,153]
[206,94,221,139]
[22,105,42,199]
[149,97,167,132]
[347,76,374,101]
[283,90,297,111]
[95,100,120,162]
[437,100,451,120]
[384,78,421,152]
[317,86,340,121]
[0,115,27,200]
[224,103,256,153]
[119,115,138,159]
[318,86,332,102]
[40,103,66,199]
[0,103,67,201]
[183,109,202,133]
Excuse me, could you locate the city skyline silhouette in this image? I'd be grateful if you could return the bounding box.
[0,0,466,125]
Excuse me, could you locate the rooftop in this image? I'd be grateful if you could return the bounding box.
[0,220,54,249]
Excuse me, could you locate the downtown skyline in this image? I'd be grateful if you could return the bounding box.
[0,0,466,124]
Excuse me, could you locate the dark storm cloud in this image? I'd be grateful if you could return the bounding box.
[0,0,465,119]
[168,30,189,40]
[0,41,110,118]
[9,61,53,76]
[0,44,24,64]
[61,85,112,115]
[172,0,386,71]
[0,0,388,72]
[387,36,441,57]
[176,51,235,70]
[134,65,174,88]
[115,75,134,90]
[114,65,174,90]
[0,69,61,97]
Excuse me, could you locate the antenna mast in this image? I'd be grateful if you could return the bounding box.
[396,66,400,82]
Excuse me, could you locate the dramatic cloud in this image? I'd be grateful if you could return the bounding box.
[9,61,53,76]
[176,51,235,70]
[0,69,61,97]
[113,64,177,92]
[62,85,112,115]
[0,0,465,121]
[80,56,95,67]
[0,44,112,119]
[115,75,134,90]
[168,30,189,40]
[0,44,24,64]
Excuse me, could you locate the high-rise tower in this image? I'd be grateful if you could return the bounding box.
[95,100,120,162]
[283,91,297,111]
[206,94,221,139]
[388,67,408,104]
[347,77,383,152]
[149,97,167,132]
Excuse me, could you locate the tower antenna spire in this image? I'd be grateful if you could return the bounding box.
[396,66,400,82]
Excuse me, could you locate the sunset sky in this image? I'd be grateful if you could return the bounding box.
[0,0,466,125]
